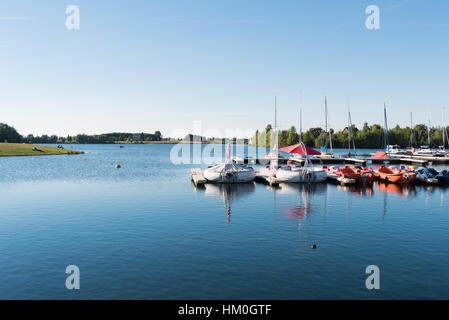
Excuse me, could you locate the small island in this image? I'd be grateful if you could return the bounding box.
[0,143,84,157]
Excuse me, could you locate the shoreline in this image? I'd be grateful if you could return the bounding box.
[0,143,84,157]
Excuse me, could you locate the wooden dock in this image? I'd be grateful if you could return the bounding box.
[371,157,428,166]
[190,168,207,187]
[233,157,288,165]
[390,154,449,165]
[290,157,367,166]
[233,153,449,167]
[233,156,366,166]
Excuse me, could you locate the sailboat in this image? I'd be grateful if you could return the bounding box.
[438,108,449,157]
[344,98,356,157]
[203,144,256,183]
[265,96,287,166]
[414,116,436,156]
[384,103,391,157]
[276,142,328,183]
[319,96,334,158]
[411,113,447,157]
[382,103,410,156]
[265,101,327,183]
[259,96,288,176]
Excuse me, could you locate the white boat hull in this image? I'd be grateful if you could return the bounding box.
[276,167,327,183]
[203,164,256,183]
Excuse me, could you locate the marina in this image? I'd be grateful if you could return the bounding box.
[191,161,449,187]
[3,0,449,302]
[2,143,449,300]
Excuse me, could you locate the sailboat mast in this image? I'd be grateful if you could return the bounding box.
[270,96,279,169]
[442,108,446,149]
[410,112,413,148]
[347,97,355,154]
[324,96,328,133]
[274,96,278,154]
[427,117,431,146]
[384,103,390,156]
[347,104,351,154]
[325,96,333,152]
[299,106,302,143]
[350,111,355,151]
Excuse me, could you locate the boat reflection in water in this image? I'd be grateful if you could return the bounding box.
[337,184,375,197]
[204,182,256,222]
[377,182,417,198]
[277,183,327,224]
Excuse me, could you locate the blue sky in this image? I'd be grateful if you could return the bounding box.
[1,0,449,138]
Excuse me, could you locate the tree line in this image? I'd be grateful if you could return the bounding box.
[0,123,163,144]
[2,121,448,148]
[251,123,449,149]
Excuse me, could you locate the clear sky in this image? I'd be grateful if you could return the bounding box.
[1,0,449,138]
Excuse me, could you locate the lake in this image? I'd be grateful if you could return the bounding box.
[0,144,448,299]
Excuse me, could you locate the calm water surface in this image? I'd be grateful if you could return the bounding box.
[0,144,448,299]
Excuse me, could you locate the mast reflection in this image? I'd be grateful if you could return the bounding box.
[278,183,327,224]
[204,183,256,223]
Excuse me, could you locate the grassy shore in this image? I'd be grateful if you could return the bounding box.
[0,143,84,157]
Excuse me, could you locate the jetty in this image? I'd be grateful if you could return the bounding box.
[390,154,449,165]
[232,156,288,165]
[371,154,449,166]
[230,154,449,167]
[289,156,367,166]
[190,168,207,187]
[233,156,366,166]
[371,157,427,166]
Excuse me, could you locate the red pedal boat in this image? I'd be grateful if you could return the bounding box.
[339,166,374,185]
[377,166,416,184]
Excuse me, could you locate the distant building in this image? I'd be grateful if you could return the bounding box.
[183,134,205,142]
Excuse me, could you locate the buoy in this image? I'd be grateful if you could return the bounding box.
[115,164,121,168]
[311,244,317,249]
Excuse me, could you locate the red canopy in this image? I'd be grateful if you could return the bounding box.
[280,143,321,156]
[372,151,389,159]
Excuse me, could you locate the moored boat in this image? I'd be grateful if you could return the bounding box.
[376,166,416,184]
[339,166,374,185]
[276,166,327,183]
[412,168,439,185]
[414,145,446,157]
[426,168,449,184]
[388,144,412,156]
[203,162,256,183]
[203,144,256,183]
